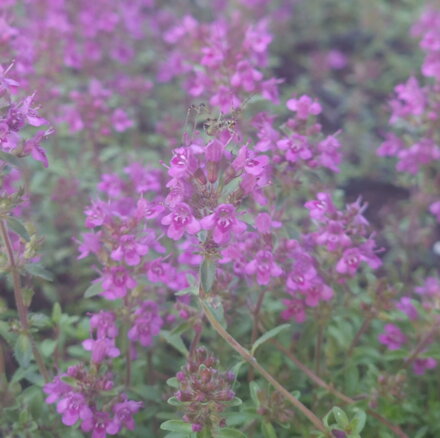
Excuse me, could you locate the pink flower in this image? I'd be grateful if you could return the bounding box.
[90,311,118,339]
[302,282,333,307]
[111,234,149,266]
[231,60,263,92]
[112,109,134,132]
[43,376,72,404]
[161,203,201,240]
[232,145,269,176]
[82,337,120,363]
[107,400,143,434]
[396,297,419,321]
[200,204,247,244]
[56,392,93,426]
[277,134,312,163]
[81,411,111,438]
[128,301,163,347]
[413,357,437,375]
[286,95,322,119]
[77,232,101,259]
[98,173,124,198]
[85,200,109,228]
[305,193,336,221]
[315,221,351,251]
[146,258,175,284]
[281,298,306,323]
[429,201,440,222]
[210,86,240,113]
[336,244,381,276]
[255,212,282,233]
[245,250,282,285]
[101,266,137,300]
[378,324,406,350]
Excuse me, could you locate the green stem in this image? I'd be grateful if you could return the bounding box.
[0,220,50,382]
[200,299,329,436]
[272,341,409,438]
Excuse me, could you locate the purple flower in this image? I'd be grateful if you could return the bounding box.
[128,301,163,347]
[81,411,111,438]
[277,134,313,163]
[305,193,336,221]
[200,204,247,244]
[286,95,321,119]
[396,297,419,321]
[245,250,282,285]
[413,357,437,375]
[101,266,137,300]
[107,400,143,434]
[111,234,149,266]
[281,298,306,323]
[161,203,201,240]
[90,311,118,339]
[82,337,120,363]
[56,392,93,426]
[378,324,406,350]
[43,376,72,404]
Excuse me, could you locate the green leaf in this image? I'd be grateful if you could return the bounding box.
[350,408,367,434]
[52,302,62,323]
[249,381,261,407]
[160,420,193,433]
[29,313,52,329]
[216,427,247,438]
[332,407,349,429]
[60,376,78,387]
[204,298,226,328]
[24,263,54,281]
[40,339,57,357]
[200,257,216,292]
[14,334,32,368]
[261,421,278,438]
[166,377,180,389]
[161,330,189,357]
[223,397,242,407]
[221,177,241,198]
[167,397,183,406]
[84,282,102,298]
[0,150,20,167]
[5,217,30,241]
[251,324,290,355]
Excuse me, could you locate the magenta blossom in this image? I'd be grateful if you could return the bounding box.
[107,399,143,434]
[378,324,406,350]
[81,411,111,438]
[245,250,282,285]
[82,337,120,364]
[128,301,163,347]
[286,95,322,119]
[90,311,118,339]
[101,266,137,300]
[56,392,93,426]
[413,357,437,375]
[281,298,306,323]
[111,234,149,266]
[161,203,201,240]
[201,204,247,244]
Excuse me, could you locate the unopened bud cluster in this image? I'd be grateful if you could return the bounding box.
[174,347,235,432]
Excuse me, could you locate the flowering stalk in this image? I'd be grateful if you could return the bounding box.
[199,298,329,436]
[0,219,50,383]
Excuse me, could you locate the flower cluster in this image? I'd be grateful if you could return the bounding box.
[44,364,142,437]
[0,64,53,167]
[174,347,236,432]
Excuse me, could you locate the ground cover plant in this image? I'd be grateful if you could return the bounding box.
[1,1,439,437]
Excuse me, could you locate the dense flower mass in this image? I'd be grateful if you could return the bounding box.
[2,1,440,437]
